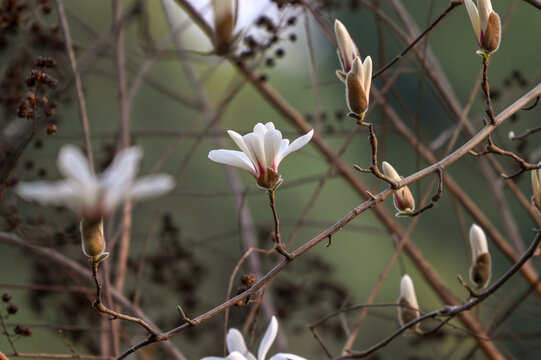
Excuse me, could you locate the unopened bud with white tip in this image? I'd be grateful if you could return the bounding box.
[346,56,372,122]
[334,20,359,83]
[469,224,491,290]
[382,161,415,216]
[212,0,238,55]
[532,168,541,216]
[397,274,421,335]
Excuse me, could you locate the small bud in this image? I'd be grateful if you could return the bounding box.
[469,224,491,290]
[345,56,372,121]
[80,218,107,261]
[508,131,515,140]
[532,168,541,216]
[382,161,415,216]
[256,167,283,191]
[241,273,256,287]
[397,274,421,335]
[212,0,238,55]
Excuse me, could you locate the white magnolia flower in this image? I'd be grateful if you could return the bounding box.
[346,56,372,121]
[397,274,421,335]
[201,316,306,360]
[334,19,359,82]
[532,168,541,216]
[469,224,491,290]
[16,144,175,220]
[208,122,313,190]
[464,0,501,53]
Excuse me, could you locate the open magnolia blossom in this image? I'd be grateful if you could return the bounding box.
[469,224,491,290]
[346,56,372,121]
[334,19,359,82]
[397,274,421,335]
[201,316,306,360]
[464,0,501,53]
[212,0,238,55]
[16,145,175,261]
[208,122,313,190]
[381,161,415,216]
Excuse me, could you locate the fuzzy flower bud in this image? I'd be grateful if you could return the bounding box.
[80,217,109,263]
[212,0,238,55]
[469,224,491,290]
[464,0,501,53]
[397,274,420,335]
[334,20,359,83]
[346,56,372,122]
[382,161,415,216]
[531,168,541,216]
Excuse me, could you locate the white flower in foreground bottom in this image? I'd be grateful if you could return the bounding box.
[208,122,313,190]
[201,316,306,360]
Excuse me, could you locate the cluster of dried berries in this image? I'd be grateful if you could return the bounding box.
[17,56,58,125]
[2,291,33,337]
[234,273,256,307]
[0,0,27,31]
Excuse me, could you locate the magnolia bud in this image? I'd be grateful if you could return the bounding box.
[508,131,515,140]
[469,224,491,290]
[382,161,415,216]
[212,0,237,55]
[481,11,501,53]
[532,168,541,216]
[345,56,372,121]
[80,218,107,260]
[257,167,283,191]
[397,274,420,335]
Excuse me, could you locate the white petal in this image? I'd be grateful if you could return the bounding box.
[400,274,419,310]
[243,132,267,172]
[464,0,481,41]
[226,329,249,354]
[253,123,269,135]
[16,181,80,209]
[264,129,283,171]
[477,0,493,31]
[101,146,143,190]
[258,317,278,360]
[124,174,175,201]
[269,354,307,360]
[351,57,364,91]
[469,224,488,261]
[209,150,256,176]
[201,357,227,360]
[278,130,313,162]
[264,122,276,131]
[228,130,257,166]
[363,56,373,97]
[228,352,249,360]
[57,145,95,188]
[382,161,401,182]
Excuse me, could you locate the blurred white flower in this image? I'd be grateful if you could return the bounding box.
[16,144,175,220]
[334,19,359,82]
[346,56,372,121]
[469,224,491,290]
[201,316,306,360]
[464,0,501,53]
[208,122,313,190]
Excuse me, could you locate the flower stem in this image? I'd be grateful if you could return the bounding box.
[480,51,496,124]
[268,190,292,260]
